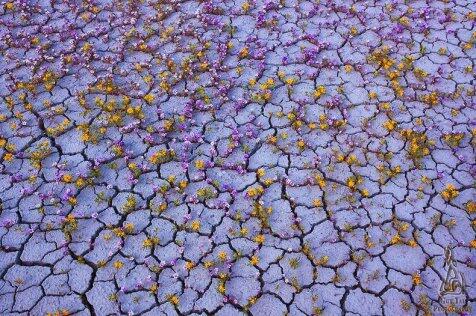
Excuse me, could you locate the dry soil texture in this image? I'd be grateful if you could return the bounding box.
[0,0,475,315]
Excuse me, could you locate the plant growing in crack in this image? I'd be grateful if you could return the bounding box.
[288,257,301,269]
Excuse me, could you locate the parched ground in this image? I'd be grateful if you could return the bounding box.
[0,0,475,315]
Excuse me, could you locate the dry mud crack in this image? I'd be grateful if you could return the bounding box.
[0,0,475,315]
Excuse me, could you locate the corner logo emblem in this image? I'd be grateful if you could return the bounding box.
[439,246,465,297]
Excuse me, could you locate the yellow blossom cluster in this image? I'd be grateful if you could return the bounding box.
[441,184,459,202]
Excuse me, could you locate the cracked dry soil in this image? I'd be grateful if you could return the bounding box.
[0,0,475,315]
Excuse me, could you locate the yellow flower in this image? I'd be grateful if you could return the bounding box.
[4,141,14,151]
[315,175,326,188]
[239,47,249,59]
[242,1,250,12]
[113,260,124,270]
[466,201,476,214]
[167,175,176,184]
[142,238,153,248]
[178,180,188,190]
[149,282,158,294]
[5,2,14,10]
[313,85,326,99]
[441,184,459,202]
[143,93,155,104]
[190,220,201,231]
[346,154,358,165]
[390,234,401,245]
[247,187,258,197]
[470,240,476,249]
[217,283,226,294]
[218,251,228,262]
[142,237,159,249]
[285,77,297,85]
[267,135,277,144]
[113,228,125,238]
[68,197,77,205]
[3,152,14,161]
[62,174,73,183]
[81,42,92,53]
[422,91,439,106]
[382,58,395,70]
[265,78,274,87]
[462,42,472,51]
[383,120,397,131]
[123,222,135,234]
[313,199,322,207]
[254,234,265,244]
[414,67,428,78]
[317,255,329,265]
[412,273,421,285]
[346,177,356,190]
[256,168,265,178]
[168,294,179,306]
[399,16,410,26]
[159,202,167,213]
[204,260,214,268]
[262,90,272,102]
[337,154,345,162]
[195,159,205,170]
[185,261,195,270]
